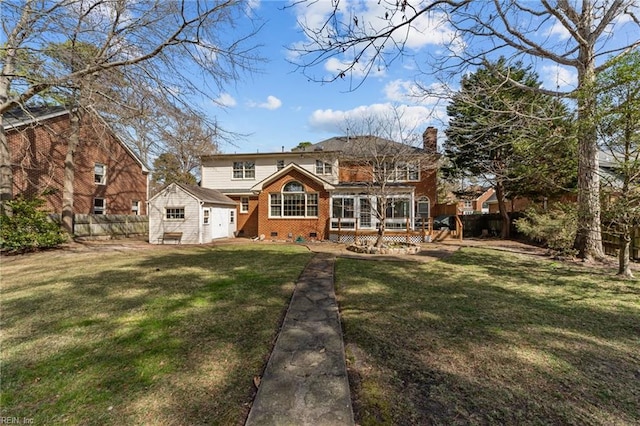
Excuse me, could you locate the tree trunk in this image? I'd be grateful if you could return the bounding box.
[62,107,80,235]
[375,197,386,247]
[573,24,604,260]
[617,230,634,278]
[0,74,14,214]
[375,220,386,247]
[495,182,510,239]
[0,125,12,215]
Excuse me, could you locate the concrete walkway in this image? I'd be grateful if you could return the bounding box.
[245,253,355,426]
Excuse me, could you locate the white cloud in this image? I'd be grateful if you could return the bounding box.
[383,79,452,108]
[324,57,386,79]
[215,92,237,107]
[292,0,464,78]
[249,95,282,110]
[541,65,577,90]
[308,103,446,138]
[545,20,571,41]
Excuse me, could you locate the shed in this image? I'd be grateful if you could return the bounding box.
[149,183,237,244]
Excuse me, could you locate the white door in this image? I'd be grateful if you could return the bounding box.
[211,208,228,239]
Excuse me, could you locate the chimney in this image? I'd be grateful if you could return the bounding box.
[423,127,437,154]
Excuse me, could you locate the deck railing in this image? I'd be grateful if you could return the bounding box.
[329,217,435,244]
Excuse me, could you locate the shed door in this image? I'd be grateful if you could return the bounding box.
[211,208,228,239]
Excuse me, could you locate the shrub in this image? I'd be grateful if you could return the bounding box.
[0,197,67,254]
[514,203,577,257]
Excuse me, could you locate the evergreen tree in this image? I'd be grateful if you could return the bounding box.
[596,50,640,277]
[444,58,575,237]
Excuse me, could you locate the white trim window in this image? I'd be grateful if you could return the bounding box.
[230,210,235,224]
[203,208,210,224]
[377,162,420,182]
[240,197,249,213]
[165,207,185,220]
[93,198,105,214]
[315,160,332,175]
[277,159,285,170]
[132,200,140,215]
[233,161,255,179]
[384,196,411,229]
[269,181,318,218]
[94,163,106,185]
[415,197,430,227]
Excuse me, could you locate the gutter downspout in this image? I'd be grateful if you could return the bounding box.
[199,200,204,244]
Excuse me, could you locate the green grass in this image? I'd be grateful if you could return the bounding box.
[336,248,640,425]
[0,244,313,425]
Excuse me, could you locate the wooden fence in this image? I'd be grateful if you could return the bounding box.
[603,227,640,261]
[50,214,148,238]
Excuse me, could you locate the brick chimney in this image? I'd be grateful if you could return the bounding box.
[423,126,437,154]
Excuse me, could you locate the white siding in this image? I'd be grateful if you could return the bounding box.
[201,154,338,190]
[149,186,201,244]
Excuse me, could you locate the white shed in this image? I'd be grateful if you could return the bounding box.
[149,182,237,244]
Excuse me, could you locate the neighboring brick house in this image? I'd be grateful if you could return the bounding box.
[456,187,495,215]
[4,106,149,215]
[200,127,439,241]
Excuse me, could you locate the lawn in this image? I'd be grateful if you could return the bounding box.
[336,248,640,425]
[0,243,312,425]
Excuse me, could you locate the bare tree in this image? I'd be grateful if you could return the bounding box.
[321,107,438,247]
[291,0,640,260]
[1,0,262,213]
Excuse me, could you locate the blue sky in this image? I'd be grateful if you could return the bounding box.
[207,0,454,154]
[204,0,639,154]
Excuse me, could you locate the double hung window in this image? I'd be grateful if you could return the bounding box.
[315,160,332,175]
[94,163,106,185]
[233,161,255,179]
[93,198,105,214]
[240,197,249,213]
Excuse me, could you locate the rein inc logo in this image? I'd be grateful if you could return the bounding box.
[0,418,34,424]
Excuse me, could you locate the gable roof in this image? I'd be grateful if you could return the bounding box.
[250,163,336,191]
[3,105,149,173]
[175,183,237,206]
[295,135,425,156]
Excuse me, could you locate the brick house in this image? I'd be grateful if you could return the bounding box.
[200,127,439,242]
[4,106,149,215]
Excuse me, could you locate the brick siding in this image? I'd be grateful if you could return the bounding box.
[254,169,330,241]
[7,111,148,215]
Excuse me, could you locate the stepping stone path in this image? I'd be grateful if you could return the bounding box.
[245,253,354,426]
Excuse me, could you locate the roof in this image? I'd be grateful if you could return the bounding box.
[296,135,425,156]
[2,105,69,129]
[3,105,149,173]
[250,163,336,191]
[175,183,237,206]
[454,186,493,200]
